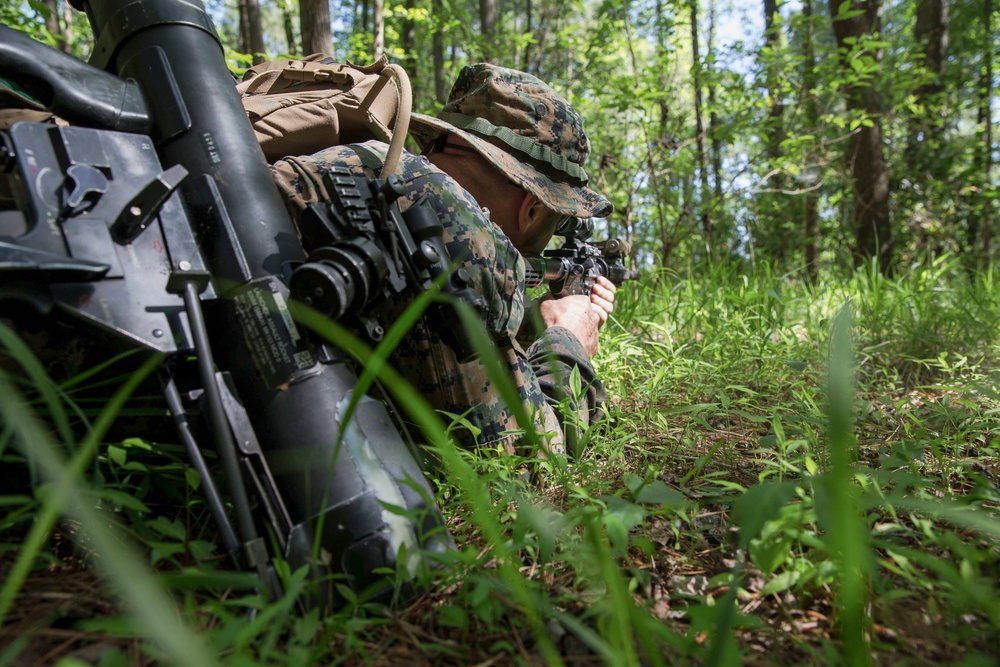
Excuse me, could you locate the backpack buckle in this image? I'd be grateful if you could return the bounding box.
[284,68,351,84]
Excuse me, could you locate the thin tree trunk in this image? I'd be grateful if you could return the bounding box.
[245,0,267,63]
[977,0,994,259]
[432,0,448,103]
[906,0,949,178]
[365,0,380,59]
[480,0,498,63]
[708,0,723,213]
[238,0,251,55]
[763,0,785,158]
[300,0,333,55]
[43,0,69,53]
[625,0,672,265]
[803,0,820,283]
[763,0,787,264]
[521,0,533,72]
[403,0,418,102]
[829,0,892,273]
[690,0,714,253]
[373,0,385,59]
[281,0,298,56]
[656,0,671,137]
[360,0,371,35]
[62,1,74,53]
[529,2,557,74]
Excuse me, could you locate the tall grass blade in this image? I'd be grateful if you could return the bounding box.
[0,322,77,447]
[826,304,871,665]
[0,361,219,666]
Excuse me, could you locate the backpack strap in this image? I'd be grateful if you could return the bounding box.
[379,63,411,179]
[236,54,412,170]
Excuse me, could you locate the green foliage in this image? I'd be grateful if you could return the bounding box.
[8,260,1000,663]
[3,0,1000,661]
[10,0,996,273]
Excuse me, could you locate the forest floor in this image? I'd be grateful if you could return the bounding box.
[2,263,1000,666]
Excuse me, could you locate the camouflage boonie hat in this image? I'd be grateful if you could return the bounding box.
[410,63,613,219]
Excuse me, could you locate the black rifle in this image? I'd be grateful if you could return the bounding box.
[523,218,639,297]
[0,0,456,609]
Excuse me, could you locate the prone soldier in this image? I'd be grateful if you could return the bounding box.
[271,63,624,457]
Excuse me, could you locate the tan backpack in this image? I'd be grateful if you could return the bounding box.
[236,54,411,176]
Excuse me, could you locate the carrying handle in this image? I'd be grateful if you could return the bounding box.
[380,63,411,179]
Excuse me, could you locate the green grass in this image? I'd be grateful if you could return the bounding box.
[2,256,1000,665]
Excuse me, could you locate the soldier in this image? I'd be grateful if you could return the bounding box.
[271,63,616,457]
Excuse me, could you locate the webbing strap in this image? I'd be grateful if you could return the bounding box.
[436,112,589,184]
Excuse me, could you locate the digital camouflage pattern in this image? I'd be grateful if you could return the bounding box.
[271,141,606,454]
[409,63,613,220]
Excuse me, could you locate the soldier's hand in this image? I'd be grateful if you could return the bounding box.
[590,276,617,327]
[538,294,601,356]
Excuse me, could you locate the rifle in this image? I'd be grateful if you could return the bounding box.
[523,218,639,297]
[0,0,454,609]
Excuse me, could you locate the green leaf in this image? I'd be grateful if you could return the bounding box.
[107,444,127,467]
[99,489,149,513]
[634,480,685,506]
[185,467,201,490]
[292,607,321,643]
[761,569,801,596]
[730,481,799,550]
[149,516,186,540]
[438,604,470,631]
[601,496,645,551]
[750,527,794,575]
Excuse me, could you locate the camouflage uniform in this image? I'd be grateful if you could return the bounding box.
[272,142,602,454]
[271,63,613,455]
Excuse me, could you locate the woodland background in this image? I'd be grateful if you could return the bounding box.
[1,1,1000,665]
[4,0,996,278]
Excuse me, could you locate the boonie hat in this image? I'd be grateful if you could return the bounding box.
[409,63,613,219]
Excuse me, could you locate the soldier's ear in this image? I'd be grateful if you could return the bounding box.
[516,194,558,254]
[517,193,543,232]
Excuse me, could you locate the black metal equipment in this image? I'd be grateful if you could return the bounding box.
[0,0,454,608]
[523,218,639,297]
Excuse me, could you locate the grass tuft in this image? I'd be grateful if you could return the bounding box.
[2,258,999,664]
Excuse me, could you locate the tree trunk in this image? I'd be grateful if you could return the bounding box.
[281,0,298,56]
[625,0,673,265]
[906,0,949,179]
[655,0,672,139]
[803,0,820,283]
[481,0,498,63]
[529,2,557,74]
[403,0,418,102]
[521,0,533,72]
[690,0,713,253]
[763,0,785,155]
[708,0,723,217]
[244,0,267,63]
[238,0,250,55]
[762,0,787,264]
[432,0,449,103]
[373,0,385,59]
[360,0,371,35]
[300,0,333,56]
[42,0,69,53]
[829,0,892,273]
[976,0,995,259]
